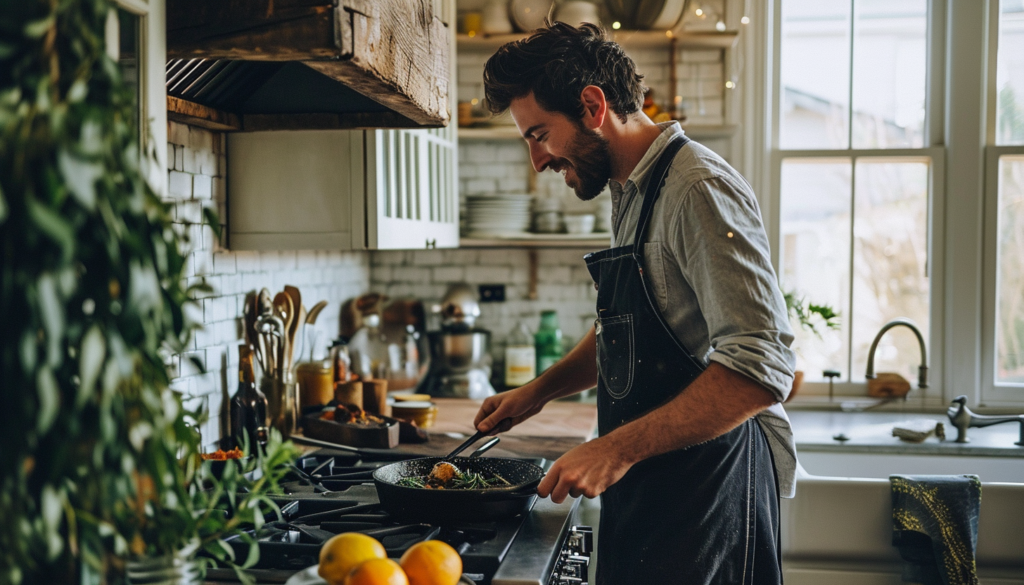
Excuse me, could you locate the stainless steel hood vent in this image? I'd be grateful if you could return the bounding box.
[165,0,451,132]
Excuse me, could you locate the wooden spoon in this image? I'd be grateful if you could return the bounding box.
[305,300,328,325]
[284,285,302,371]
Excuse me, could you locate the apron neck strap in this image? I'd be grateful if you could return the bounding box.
[632,133,690,255]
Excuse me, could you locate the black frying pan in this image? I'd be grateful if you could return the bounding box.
[372,455,545,523]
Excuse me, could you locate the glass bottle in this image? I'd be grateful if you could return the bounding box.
[535,310,563,375]
[505,319,536,387]
[230,344,268,451]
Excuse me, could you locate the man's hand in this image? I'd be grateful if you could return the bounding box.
[474,384,547,435]
[537,437,633,503]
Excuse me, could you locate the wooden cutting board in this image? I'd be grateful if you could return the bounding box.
[428,397,598,440]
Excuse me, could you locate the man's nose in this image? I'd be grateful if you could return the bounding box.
[528,142,553,173]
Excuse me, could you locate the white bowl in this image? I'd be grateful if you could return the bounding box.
[564,214,596,234]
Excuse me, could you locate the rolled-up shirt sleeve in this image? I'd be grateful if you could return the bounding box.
[670,176,796,402]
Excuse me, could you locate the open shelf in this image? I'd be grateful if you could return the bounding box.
[457,29,739,51]
[460,233,611,248]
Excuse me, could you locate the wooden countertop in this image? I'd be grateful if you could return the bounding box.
[399,397,598,461]
[295,397,599,462]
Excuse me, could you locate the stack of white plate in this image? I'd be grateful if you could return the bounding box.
[465,194,533,237]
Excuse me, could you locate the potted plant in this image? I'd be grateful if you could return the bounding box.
[782,289,841,400]
[0,1,297,583]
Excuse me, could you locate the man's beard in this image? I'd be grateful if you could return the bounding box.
[550,124,612,201]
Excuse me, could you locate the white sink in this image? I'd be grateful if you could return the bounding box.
[783,474,1024,584]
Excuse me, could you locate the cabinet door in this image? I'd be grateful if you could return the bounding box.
[228,130,362,251]
[364,124,459,250]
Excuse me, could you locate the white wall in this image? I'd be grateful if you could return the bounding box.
[164,122,371,442]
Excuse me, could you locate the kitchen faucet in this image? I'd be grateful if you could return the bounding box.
[865,318,928,390]
[947,395,1024,445]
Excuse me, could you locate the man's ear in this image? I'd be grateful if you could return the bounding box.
[579,85,607,130]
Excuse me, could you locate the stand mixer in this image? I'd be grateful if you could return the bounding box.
[417,284,496,399]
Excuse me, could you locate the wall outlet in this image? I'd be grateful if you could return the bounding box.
[479,284,506,303]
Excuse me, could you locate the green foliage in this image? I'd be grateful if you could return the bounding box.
[0,1,296,583]
[783,289,841,339]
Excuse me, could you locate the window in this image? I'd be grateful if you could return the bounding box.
[985,0,1024,400]
[773,0,939,394]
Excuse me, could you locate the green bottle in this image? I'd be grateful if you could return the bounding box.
[535,310,563,374]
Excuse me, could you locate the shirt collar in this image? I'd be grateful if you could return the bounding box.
[609,121,684,197]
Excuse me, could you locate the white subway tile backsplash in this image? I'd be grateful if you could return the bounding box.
[167,124,372,440]
[432,266,465,283]
[168,170,192,199]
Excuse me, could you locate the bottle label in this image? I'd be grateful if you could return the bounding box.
[505,346,536,386]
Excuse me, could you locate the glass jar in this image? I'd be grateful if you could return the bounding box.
[296,360,334,411]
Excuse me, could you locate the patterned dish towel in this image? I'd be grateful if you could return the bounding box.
[890,474,981,585]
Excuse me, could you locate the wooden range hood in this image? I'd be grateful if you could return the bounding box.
[166,0,451,132]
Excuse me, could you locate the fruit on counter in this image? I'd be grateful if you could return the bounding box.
[400,540,463,585]
[318,533,387,584]
[344,558,409,585]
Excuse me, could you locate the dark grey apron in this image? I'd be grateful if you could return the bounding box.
[584,134,782,585]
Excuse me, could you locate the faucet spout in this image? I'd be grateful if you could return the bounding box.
[865,318,928,389]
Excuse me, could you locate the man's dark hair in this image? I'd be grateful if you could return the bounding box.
[483,22,646,124]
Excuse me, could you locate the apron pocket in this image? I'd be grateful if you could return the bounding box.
[597,314,635,399]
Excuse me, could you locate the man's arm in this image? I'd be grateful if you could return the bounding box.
[538,362,776,503]
[474,326,598,434]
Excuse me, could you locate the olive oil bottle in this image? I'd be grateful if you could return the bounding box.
[230,344,268,450]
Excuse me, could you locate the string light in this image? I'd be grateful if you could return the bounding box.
[715,20,726,31]
[695,8,704,16]
[725,81,735,89]
[612,21,621,29]
[741,16,750,24]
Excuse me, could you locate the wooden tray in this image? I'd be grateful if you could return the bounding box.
[301,413,400,449]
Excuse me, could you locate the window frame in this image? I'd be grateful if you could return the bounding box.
[982,0,1024,404]
[109,0,168,197]
[764,0,949,406]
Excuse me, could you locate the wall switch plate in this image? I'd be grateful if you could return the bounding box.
[479,284,505,303]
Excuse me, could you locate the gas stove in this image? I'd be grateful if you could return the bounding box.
[205,448,590,585]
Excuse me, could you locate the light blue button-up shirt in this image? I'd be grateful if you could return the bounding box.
[609,122,798,497]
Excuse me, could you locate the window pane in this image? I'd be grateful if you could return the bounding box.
[851,0,927,149]
[780,159,852,380]
[997,0,1024,146]
[117,9,140,132]
[780,0,851,149]
[850,160,930,382]
[997,156,1024,383]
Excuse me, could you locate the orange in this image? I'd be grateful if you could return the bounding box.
[399,540,463,585]
[344,558,410,585]
[318,533,387,585]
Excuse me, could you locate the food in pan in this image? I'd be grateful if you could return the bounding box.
[200,447,244,460]
[396,461,513,490]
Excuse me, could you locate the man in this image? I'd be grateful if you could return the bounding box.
[472,23,798,584]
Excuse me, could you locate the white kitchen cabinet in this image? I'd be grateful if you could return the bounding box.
[227,124,458,251]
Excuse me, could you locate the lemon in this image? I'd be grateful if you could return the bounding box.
[318,533,387,585]
[344,558,409,585]
[399,540,463,585]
